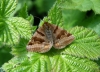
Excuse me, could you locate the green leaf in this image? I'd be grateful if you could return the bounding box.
[48,0,63,26]
[18,3,34,25]
[51,55,99,72]
[62,9,86,29]
[62,26,100,60]
[2,52,99,72]
[1,0,100,72]
[77,15,100,27]
[93,24,100,36]
[2,53,42,72]
[11,37,29,56]
[18,4,28,19]
[26,14,34,25]
[59,0,100,14]
[0,0,32,46]
[2,56,28,72]
[77,15,100,36]
[0,0,17,17]
[0,45,12,67]
[0,17,32,45]
[48,0,86,29]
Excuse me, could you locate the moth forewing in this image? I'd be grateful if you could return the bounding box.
[53,25,74,49]
[26,23,53,53]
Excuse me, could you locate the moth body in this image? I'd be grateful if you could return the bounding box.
[43,23,54,44]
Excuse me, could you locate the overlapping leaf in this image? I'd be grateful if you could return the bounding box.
[51,55,99,72]
[2,53,49,72]
[62,9,85,29]
[0,17,32,45]
[0,0,17,17]
[48,0,63,26]
[93,23,100,36]
[11,37,29,56]
[18,4,34,24]
[2,51,99,72]
[78,15,100,36]
[0,45,12,67]
[0,0,33,45]
[2,26,100,72]
[59,0,100,14]
[62,26,100,60]
[1,0,100,72]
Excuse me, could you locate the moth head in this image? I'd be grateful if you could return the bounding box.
[43,22,51,29]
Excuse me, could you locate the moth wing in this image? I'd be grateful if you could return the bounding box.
[53,25,74,49]
[26,26,53,53]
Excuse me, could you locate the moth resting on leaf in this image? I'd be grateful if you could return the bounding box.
[27,22,74,53]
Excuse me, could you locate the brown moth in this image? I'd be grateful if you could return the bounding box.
[26,22,74,53]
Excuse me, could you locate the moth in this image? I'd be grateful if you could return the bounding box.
[26,22,74,53]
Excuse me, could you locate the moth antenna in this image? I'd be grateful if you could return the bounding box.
[34,16,51,23]
[33,16,42,26]
[34,16,52,27]
[34,16,42,21]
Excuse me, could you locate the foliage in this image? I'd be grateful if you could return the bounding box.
[0,0,100,72]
